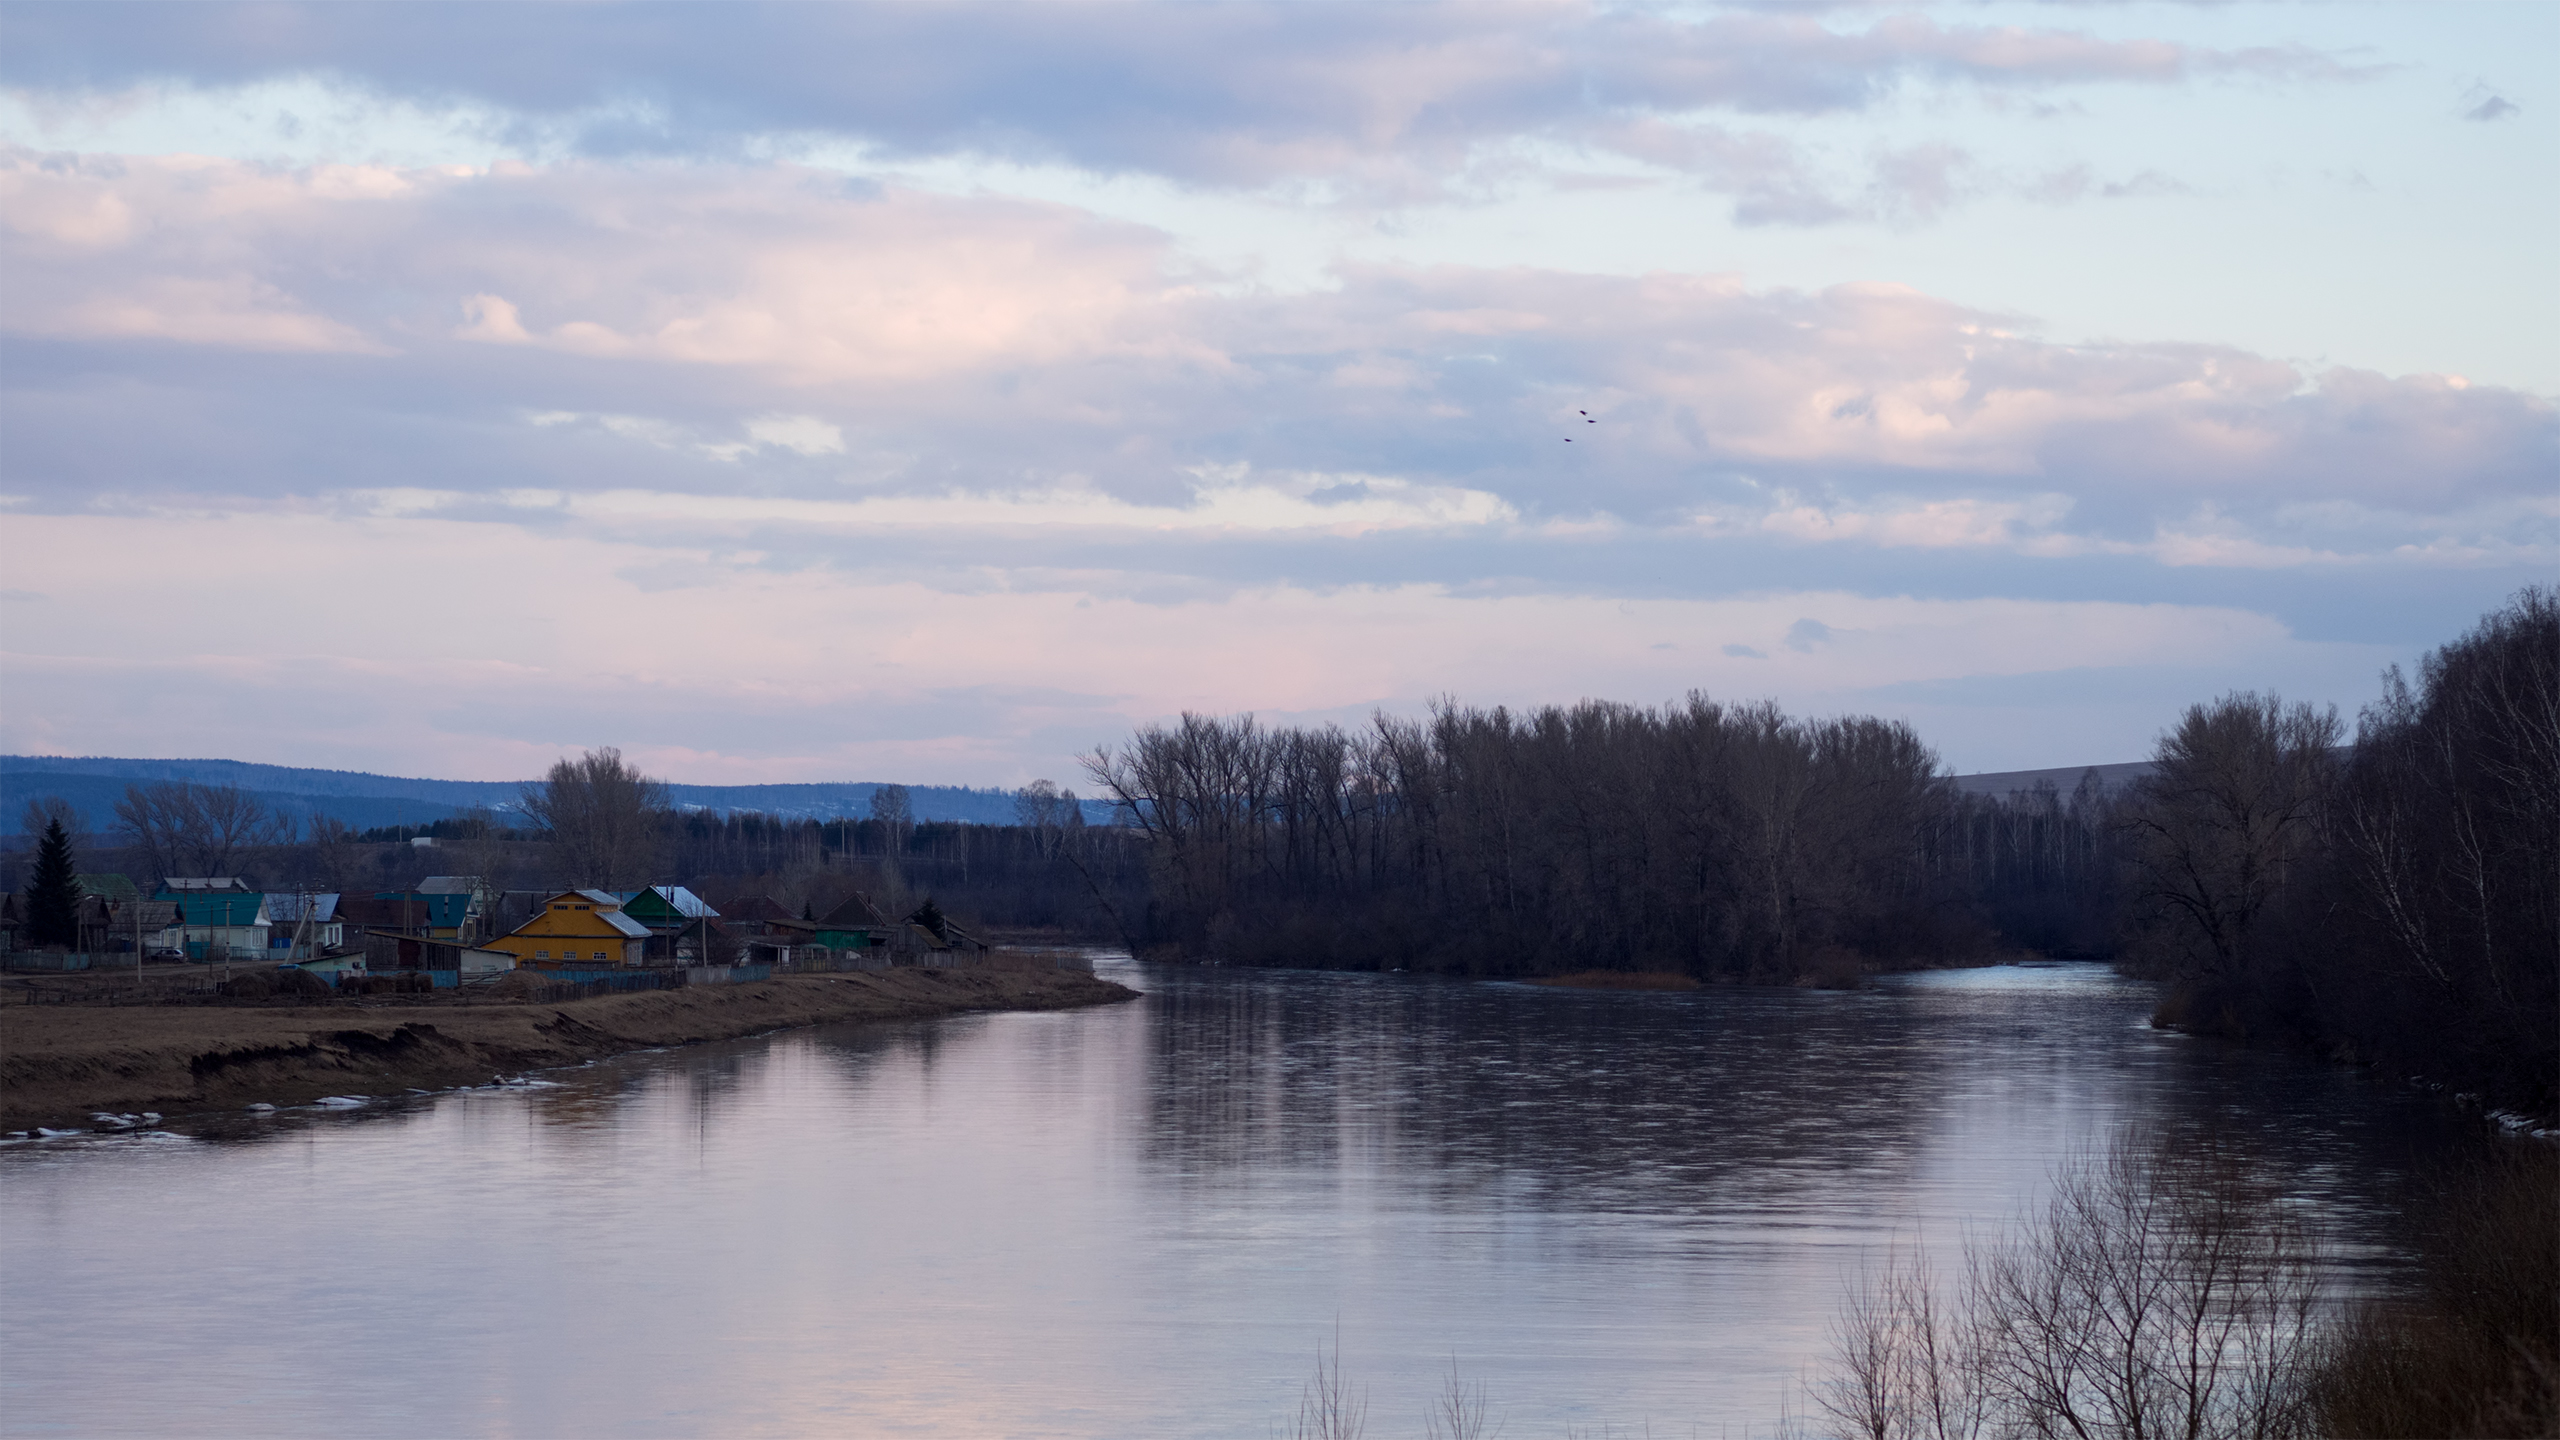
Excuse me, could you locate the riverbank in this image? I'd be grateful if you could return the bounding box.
[0,968,1137,1130]
[1529,970,1702,991]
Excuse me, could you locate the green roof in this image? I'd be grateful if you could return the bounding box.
[171,893,266,926]
[76,873,138,902]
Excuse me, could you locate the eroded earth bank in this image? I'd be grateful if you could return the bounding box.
[0,968,1137,1130]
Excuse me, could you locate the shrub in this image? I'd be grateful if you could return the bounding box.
[1811,1127,2322,1440]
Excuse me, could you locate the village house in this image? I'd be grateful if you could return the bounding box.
[484,888,652,969]
[263,892,345,958]
[416,876,495,940]
[367,888,478,941]
[892,902,990,961]
[816,893,892,952]
[616,885,720,963]
[713,895,816,964]
[158,876,253,894]
[150,891,272,960]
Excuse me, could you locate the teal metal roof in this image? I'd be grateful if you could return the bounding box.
[170,893,267,926]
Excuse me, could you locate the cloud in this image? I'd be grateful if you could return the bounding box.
[3,151,2548,576]
[745,415,844,457]
[2464,95,2520,122]
[0,2,2367,204]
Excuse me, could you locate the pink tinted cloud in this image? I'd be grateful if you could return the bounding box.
[5,152,2547,537]
[0,506,2335,780]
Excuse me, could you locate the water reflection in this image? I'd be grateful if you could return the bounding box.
[0,962,2456,1438]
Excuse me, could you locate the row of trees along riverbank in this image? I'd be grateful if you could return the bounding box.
[2115,585,2557,1121]
[1079,587,2555,1118]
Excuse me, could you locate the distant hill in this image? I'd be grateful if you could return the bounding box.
[0,756,1113,837]
[7,752,2149,840]
[1947,761,2154,798]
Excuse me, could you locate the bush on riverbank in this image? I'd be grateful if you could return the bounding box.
[1801,1124,2560,1440]
[2312,1141,2559,1438]
[1808,1126,2325,1440]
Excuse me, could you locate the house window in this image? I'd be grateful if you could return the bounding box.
[594,950,608,960]
[536,949,550,960]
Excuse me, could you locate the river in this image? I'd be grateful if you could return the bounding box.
[0,959,2457,1437]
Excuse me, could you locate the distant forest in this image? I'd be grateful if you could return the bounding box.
[8,589,2550,1116]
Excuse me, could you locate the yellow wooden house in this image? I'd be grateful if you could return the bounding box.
[488,888,654,969]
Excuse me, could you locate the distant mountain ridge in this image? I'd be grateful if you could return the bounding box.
[1947,761,2154,797]
[7,753,2149,840]
[1,755,1111,835]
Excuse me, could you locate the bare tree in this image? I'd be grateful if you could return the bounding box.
[869,783,913,870]
[1292,1328,1367,1440]
[305,813,363,893]
[2119,694,2342,988]
[1816,1128,2323,1440]
[1818,1249,1987,1440]
[519,748,669,890]
[1014,779,1071,854]
[112,781,287,879]
[19,795,81,847]
[439,809,514,907]
[1424,1360,1496,1440]
[1018,778,1136,951]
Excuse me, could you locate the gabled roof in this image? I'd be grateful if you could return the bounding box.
[169,893,267,926]
[601,910,652,939]
[76,873,138,902]
[819,893,889,930]
[266,892,341,923]
[716,895,798,926]
[617,885,718,921]
[159,876,252,894]
[510,894,653,939]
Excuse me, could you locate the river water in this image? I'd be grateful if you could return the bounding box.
[0,960,2457,1438]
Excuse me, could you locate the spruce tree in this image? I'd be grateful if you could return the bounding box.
[25,817,81,950]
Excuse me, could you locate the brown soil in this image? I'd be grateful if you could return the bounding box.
[1526,970,1702,991]
[0,968,1136,1131]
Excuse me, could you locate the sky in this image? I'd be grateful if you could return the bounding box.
[0,0,2551,787]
